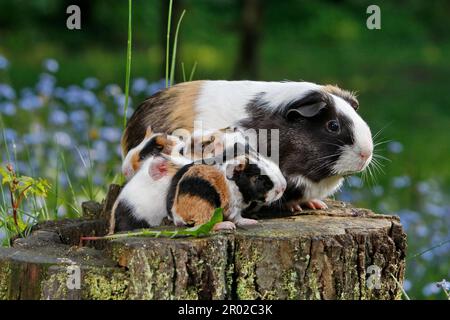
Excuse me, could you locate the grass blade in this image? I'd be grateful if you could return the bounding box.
[165,0,173,88]
[123,0,133,129]
[169,9,186,87]
[189,61,198,81]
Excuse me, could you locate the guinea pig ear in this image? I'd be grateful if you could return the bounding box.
[286,101,327,119]
[148,157,168,181]
[225,161,246,180]
[144,126,153,139]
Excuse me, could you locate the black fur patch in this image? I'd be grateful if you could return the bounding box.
[114,200,150,232]
[178,177,222,208]
[239,90,355,202]
[138,136,164,160]
[166,163,195,217]
[231,163,274,204]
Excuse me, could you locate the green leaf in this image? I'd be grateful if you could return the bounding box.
[90,208,225,242]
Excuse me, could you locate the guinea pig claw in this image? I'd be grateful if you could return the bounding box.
[287,203,303,212]
[305,199,328,210]
[213,221,236,231]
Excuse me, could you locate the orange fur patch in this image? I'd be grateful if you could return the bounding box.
[121,81,204,156]
[173,194,216,225]
[168,81,203,132]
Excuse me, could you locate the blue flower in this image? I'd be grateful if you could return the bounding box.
[0,55,9,70]
[49,109,68,125]
[2,128,18,142]
[415,225,429,237]
[63,85,83,106]
[19,95,43,110]
[54,131,72,148]
[347,176,363,189]
[132,78,148,95]
[424,203,448,218]
[403,279,411,291]
[147,79,166,95]
[371,185,384,197]
[23,131,47,145]
[115,94,133,116]
[80,90,99,107]
[36,73,56,96]
[83,77,100,90]
[69,110,89,131]
[42,58,59,73]
[104,84,122,97]
[422,282,440,296]
[436,279,450,291]
[387,141,403,154]
[100,127,122,143]
[92,140,109,163]
[0,84,16,100]
[392,175,411,189]
[0,102,16,116]
[417,181,431,195]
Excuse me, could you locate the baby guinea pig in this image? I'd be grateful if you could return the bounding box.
[166,153,287,230]
[122,126,187,180]
[110,153,191,234]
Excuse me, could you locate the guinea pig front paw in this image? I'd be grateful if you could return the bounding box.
[235,218,258,227]
[304,199,328,210]
[213,221,236,231]
[286,201,303,213]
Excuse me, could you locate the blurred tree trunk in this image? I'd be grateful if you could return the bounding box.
[234,0,264,80]
[160,0,183,82]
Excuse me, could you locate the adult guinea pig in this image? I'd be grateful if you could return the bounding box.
[122,81,373,211]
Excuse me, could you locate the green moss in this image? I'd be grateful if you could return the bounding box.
[83,268,128,300]
[282,270,299,300]
[127,249,173,299]
[40,267,71,300]
[235,248,261,299]
[0,261,11,300]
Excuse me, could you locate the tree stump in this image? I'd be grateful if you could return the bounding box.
[0,185,406,300]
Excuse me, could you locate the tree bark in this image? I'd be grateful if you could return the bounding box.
[0,186,406,300]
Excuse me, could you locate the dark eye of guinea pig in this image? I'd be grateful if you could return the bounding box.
[326,120,340,133]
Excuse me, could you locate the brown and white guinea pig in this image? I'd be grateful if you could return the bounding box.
[122,126,188,180]
[122,81,373,212]
[166,153,287,230]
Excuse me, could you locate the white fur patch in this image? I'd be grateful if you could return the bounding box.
[118,157,171,226]
[290,175,344,201]
[195,81,321,128]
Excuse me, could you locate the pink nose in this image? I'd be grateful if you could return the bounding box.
[276,186,286,195]
[359,152,371,160]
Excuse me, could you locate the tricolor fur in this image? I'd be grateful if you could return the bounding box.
[123,81,373,206]
[167,154,286,228]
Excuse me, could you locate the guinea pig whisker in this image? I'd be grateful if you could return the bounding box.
[373,139,392,148]
[320,142,344,148]
[309,159,337,176]
[314,153,341,161]
[372,122,392,141]
[372,153,391,162]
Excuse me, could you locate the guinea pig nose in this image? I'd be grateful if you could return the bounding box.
[359,151,371,160]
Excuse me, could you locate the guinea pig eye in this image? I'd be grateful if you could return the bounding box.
[326,120,340,133]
